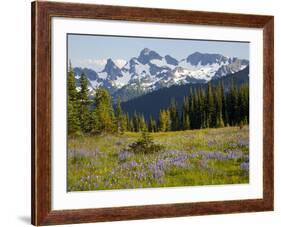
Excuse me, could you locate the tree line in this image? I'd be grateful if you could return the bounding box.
[68,65,249,135]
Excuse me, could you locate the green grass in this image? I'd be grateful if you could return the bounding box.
[67,126,249,191]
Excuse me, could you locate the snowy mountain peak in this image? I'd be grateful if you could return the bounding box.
[73,50,249,102]
[103,58,118,71]
[101,58,123,80]
[186,52,228,66]
[140,48,151,55]
[138,48,162,64]
[164,55,178,66]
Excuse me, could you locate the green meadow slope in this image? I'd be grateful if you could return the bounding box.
[67,126,249,191]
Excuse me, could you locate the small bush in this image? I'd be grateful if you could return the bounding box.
[128,130,164,154]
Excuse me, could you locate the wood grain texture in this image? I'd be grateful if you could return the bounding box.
[31,1,274,226]
[262,17,274,210]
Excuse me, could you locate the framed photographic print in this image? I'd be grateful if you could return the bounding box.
[31,1,274,226]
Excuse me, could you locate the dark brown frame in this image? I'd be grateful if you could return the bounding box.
[31,1,274,226]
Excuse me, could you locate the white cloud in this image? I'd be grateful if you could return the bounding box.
[73,58,127,71]
[91,59,108,66]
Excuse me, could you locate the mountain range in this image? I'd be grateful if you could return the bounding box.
[73,48,249,102]
[121,66,249,121]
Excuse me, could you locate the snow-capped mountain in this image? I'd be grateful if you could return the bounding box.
[73,48,249,102]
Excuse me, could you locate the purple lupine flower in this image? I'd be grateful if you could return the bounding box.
[205,151,227,160]
[156,159,167,170]
[153,167,164,179]
[118,150,131,162]
[130,160,138,168]
[188,152,199,158]
[136,171,146,180]
[196,150,208,157]
[170,155,188,168]
[161,150,185,159]
[121,160,138,170]
[238,138,249,147]
[71,149,88,157]
[195,150,246,161]
[240,162,249,172]
[226,149,244,160]
[68,148,100,158]
[148,163,164,180]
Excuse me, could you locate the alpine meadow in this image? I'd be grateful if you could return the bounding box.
[67,34,250,191]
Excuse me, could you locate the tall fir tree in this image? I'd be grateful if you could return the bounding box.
[189,88,195,129]
[132,111,139,132]
[214,86,224,128]
[125,112,132,131]
[158,109,170,132]
[78,73,89,102]
[220,82,228,126]
[115,97,127,133]
[206,83,216,127]
[181,96,190,130]
[92,88,116,133]
[138,114,147,131]
[78,73,93,133]
[237,84,249,125]
[193,89,201,129]
[198,87,203,128]
[169,98,180,131]
[67,61,80,135]
[148,115,157,132]
[226,80,239,126]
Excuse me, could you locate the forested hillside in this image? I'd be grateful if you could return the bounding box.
[67,65,249,135]
[121,66,249,121]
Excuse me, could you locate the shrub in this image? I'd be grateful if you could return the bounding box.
[128,130,164,154]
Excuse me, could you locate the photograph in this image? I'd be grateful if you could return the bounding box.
[30,2,274,225]
[67,34,250,191]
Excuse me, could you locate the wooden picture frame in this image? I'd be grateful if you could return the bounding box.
[31,1,274,226]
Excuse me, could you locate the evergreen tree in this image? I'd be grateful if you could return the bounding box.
[169,99,180,131]
[92,88,116,133]
[132,111,139,132]
[138,114,147,131]
[78,73,89,102]
[148,115,157,132]
[181,96,190,130]
[189,88,195,129]
[115,97,127,133]
[125,113,131,131]
[206,83,216,127]
[78,73,93,133]
[214,86,224,128]
[198,88,203,128]
[68,101,80,135]
[79,105,93,133]
[158,110,170,132]
[220,82,228,126]
[129,118,134,132]
[193,89,201,129]
[226,80,239,126]
[67,61,80,134]
[237,84,249,125]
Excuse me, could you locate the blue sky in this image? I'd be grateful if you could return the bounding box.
[68,34,249,71]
